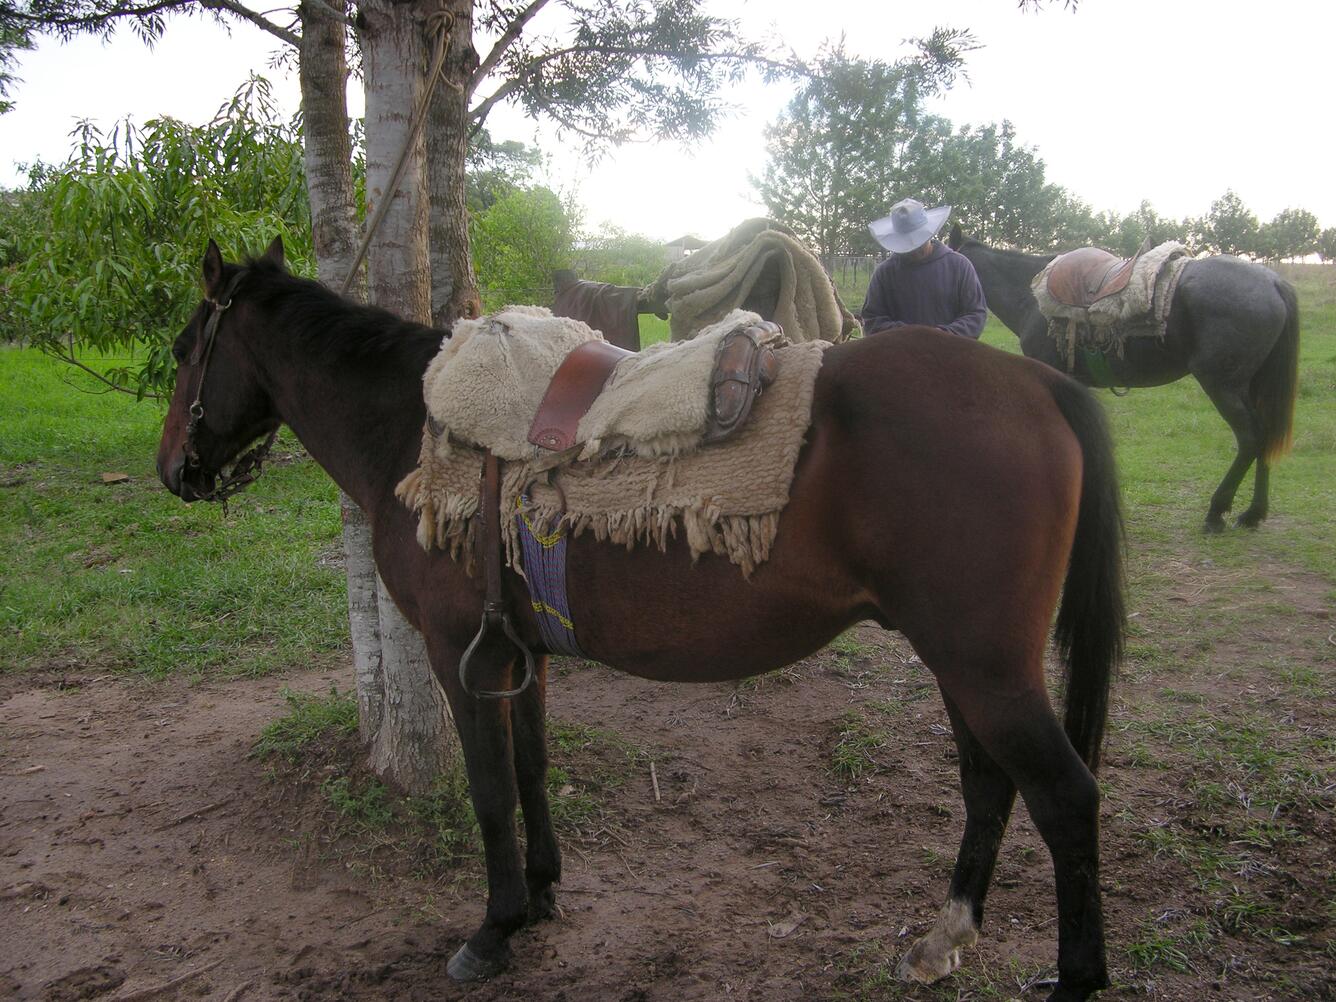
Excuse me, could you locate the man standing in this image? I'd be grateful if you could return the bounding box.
[861,198,987,339]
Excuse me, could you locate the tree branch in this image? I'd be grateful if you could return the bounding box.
[470,0,549,98]
[467,77,521,135]
[45,343,163,400]
[2,0,194,29]
[202,0,299,46]
[295,0,351,30]
[467,44,797,134]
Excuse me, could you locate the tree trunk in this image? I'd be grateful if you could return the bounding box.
[298,1,388,743]
[426,0,481,326]
[299,0,358,292]
[353,0,458,793]
[299,1,388,747]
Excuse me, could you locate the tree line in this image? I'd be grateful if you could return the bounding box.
[752,45,1335,264]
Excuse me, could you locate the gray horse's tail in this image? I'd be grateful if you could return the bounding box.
[1253,278,1300,462]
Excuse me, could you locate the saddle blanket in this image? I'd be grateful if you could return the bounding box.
[420,306,783,468]
[641,217,860,344]
[1032,240,1192,368]
[396,341,828,578]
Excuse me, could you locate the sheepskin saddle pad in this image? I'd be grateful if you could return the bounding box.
[417,305,788,469]
[396,337,828,577]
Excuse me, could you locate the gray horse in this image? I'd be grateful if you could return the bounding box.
[948,225,1300,532]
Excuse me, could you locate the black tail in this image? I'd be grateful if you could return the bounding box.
[1049,377,1126,772]
[1253,279,1300,462]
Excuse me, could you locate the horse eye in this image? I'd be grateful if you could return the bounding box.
[172,340,189,364]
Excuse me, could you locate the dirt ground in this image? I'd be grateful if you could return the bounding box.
[3,563,1333,1002]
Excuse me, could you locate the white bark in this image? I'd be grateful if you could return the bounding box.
[366,578,457,792]
[341,494,385,741]
[426,0,482,326]
[299,0,391,750]
[356,0,458,793]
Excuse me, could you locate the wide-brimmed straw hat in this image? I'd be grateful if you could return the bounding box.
[868,198,952,253]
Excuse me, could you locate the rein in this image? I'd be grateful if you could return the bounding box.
[182,270,279,509]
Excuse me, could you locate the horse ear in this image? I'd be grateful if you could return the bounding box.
[948,223,963,250]
[262,235,286,270]
[202,239,225,298]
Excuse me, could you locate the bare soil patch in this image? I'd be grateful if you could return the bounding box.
[2,557,1332,1001]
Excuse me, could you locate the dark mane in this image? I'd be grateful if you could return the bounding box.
[963,239,1054,266]
[241,256,446,371]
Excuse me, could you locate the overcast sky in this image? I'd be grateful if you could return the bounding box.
[2,0,1332,243]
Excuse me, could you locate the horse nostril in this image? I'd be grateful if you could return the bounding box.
[159,455,186,496]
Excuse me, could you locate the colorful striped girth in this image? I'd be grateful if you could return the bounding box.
[514,495,586,659]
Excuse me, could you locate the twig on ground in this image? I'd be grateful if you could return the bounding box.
[221,980,253,1002]
[153,799,233,831]
[650,761,661,802]
[110,959,223,1001]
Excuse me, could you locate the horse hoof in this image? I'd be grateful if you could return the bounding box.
[1044,982,1104,1002]
[527,886,558,924]
[447,943,506,982]
[1203,517,1226,534]
[1236,511,1265,529]
[895,941,963,984]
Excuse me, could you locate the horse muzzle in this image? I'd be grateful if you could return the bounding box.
[157,453,215,503]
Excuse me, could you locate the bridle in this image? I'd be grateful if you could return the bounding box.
[181,269,279,507]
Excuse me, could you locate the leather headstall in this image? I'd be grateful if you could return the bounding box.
[181,270,279,510]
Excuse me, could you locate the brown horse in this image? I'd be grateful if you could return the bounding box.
[156,239,1126,1001]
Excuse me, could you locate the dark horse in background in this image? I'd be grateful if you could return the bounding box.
[947,224,1300,533]
[157,238,1126,1001]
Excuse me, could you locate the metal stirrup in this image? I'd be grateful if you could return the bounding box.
[458,452,538,699]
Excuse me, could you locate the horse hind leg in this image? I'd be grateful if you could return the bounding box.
[897,693,1016,984]
[1236,456,1270,529]
[1200,381,1266,532]
[510,658,562,922]
[921,681,1107,1001]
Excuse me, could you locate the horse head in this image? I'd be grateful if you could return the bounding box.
[156,238,285,502]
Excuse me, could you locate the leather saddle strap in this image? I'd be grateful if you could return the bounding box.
[481,451,503,618]
[528,340,633,452]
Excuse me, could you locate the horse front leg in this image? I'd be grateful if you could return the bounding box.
[511,656,562,921]
[432,641,530,981]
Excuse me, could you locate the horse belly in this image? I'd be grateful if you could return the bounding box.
[562,528,866,684]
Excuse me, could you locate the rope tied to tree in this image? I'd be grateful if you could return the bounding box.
[339,10,456,297]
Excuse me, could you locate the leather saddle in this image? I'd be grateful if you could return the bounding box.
[462,322,782,701]
[527,321,781,454]
[1045,247,1138,309]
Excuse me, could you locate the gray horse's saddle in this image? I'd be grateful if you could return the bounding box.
[527,322,781,454]
[1045,244,1145,309]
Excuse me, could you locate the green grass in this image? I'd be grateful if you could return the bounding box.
[252,686,359,762]
[0,345,348,679]
[638,313,670,346]
[830,710,886,781]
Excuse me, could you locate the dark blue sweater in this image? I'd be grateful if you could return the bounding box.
[860,240,988,339]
